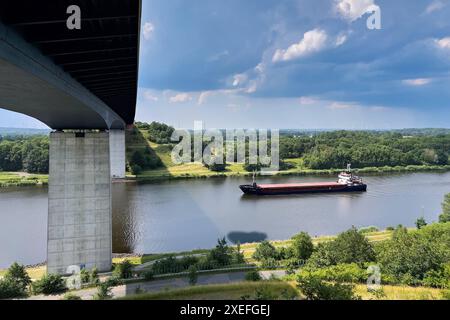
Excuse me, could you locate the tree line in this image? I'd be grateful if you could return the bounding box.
[0,135,49,174]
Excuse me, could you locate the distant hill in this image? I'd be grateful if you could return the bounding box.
[0,127,50,136]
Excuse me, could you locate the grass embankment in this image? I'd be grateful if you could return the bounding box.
[120,281,298,300]
[127,129,450,183]
[0,172,48,187]
[120,281,443,300]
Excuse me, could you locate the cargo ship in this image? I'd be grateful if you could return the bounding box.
[240,164,367,196]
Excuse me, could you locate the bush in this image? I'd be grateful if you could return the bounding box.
[415,217,427,229]
[300,263,367,283]
[307,227,375,268]
[32,274,67,295]
[63,293,82,300]
[94,282,113,300]
[188,266,198,286]
[358,226,379,234]
[297,273,360,300]
[113,260,134,279]
[0,278,28,299]
[3,262,31,292]
[130,164,142,175]
[376,223,450,283]
[207,238,233,266]
[252,241,279,261]
[422,263,450,288]
[143,270,154,281]
[245,270,262,282]
[291,232,314,262]
[439,194,450,223]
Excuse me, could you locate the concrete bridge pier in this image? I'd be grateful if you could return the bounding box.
[47,131,112,274]
[109,129,126,179]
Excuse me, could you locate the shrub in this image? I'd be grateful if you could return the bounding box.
[113,260,133,279]
[297,273,360,300]
[291,232,314,262]
[376,223,450,283]
[3,262,31,292]
[130,164,142,175]
[415,217,427,229]
[80,269,90,284]
[63,293,82,300]
[300,263,367,283]
[207,238,233,266]
[439,194,450,223]
[143,270,154,281]
[245,270,262,282]
[94,282,113,300]
[252,241,279,261]
[32,274,67,295]
[0,278,28,299]
[307,227,375,268]
[422,263,450,288]
[358,226,379,234]
[188,266,198,286]
[90,267,100,285]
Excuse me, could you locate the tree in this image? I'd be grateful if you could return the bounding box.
[208,238,232,266]
[252,241,278,261]
[32,274,67,295]
[4,262,31,292]
[307,227,375,268]
[291,232,314,263]
[439,194,450,223]
[415,217,427,229]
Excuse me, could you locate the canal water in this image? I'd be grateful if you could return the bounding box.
[0,171,449,268]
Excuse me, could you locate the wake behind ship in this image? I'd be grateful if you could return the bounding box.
[240,165,367,196]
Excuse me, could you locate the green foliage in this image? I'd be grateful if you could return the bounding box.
[245,270,262,282]
[130,164,142,175]
[252,241,279,261]
[300,263,367,283]
[439,194,450,223]
[4,262,31,291]
[289,131,450,169]
[94,282,113,300]
[143,270,154,281]
[113,260,134,279]
[0,278,28,299]
[0,135,49,173]
[290,232,314,262]
[422,263,450,288]
[297,273,360,300]
[204,162,227,172]
[32,274,67,295]
[376,223,450,284]
[358,226,379,234]
[208,238,233,266]
[63,293,82,300]
[307,227,375,268]
[415,217,427,229]
[136,122,175,144]
[188,266,198,286]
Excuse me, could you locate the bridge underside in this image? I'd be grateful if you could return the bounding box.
[0,0,140,274]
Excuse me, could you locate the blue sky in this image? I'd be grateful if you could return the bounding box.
[1,0,450,129]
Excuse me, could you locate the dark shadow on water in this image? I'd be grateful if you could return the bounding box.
[239,191,367,202]
[227,231,268,244]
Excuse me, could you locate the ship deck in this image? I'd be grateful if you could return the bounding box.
[257,182,342,189]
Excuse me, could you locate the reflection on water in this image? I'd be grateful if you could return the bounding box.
[0,171,449,268]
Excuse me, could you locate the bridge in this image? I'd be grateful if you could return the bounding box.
[0,0,141,274]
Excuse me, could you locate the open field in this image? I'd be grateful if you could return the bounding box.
[0,172,48,187]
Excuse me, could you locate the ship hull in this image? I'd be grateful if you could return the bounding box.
[240,183,367,196]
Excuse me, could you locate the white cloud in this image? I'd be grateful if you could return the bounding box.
[335,0,379,22]
[425,1,446,14]
[143,90,159,102]
[328,102,357,110]
[335,33,348,46]
[232,74,248,87]
[272,29,328,62]
[169,93,192,103]
[299,96,318,105]
[436,37,450,49]
[402,78,432,86]
[143,22,155,41]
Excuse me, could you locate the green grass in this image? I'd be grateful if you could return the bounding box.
[0,172,48,187]
[119,281,298,300]
[355,284,444,300]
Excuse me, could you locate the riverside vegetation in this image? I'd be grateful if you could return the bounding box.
[0,123,449,185]
[2,193,449,300]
